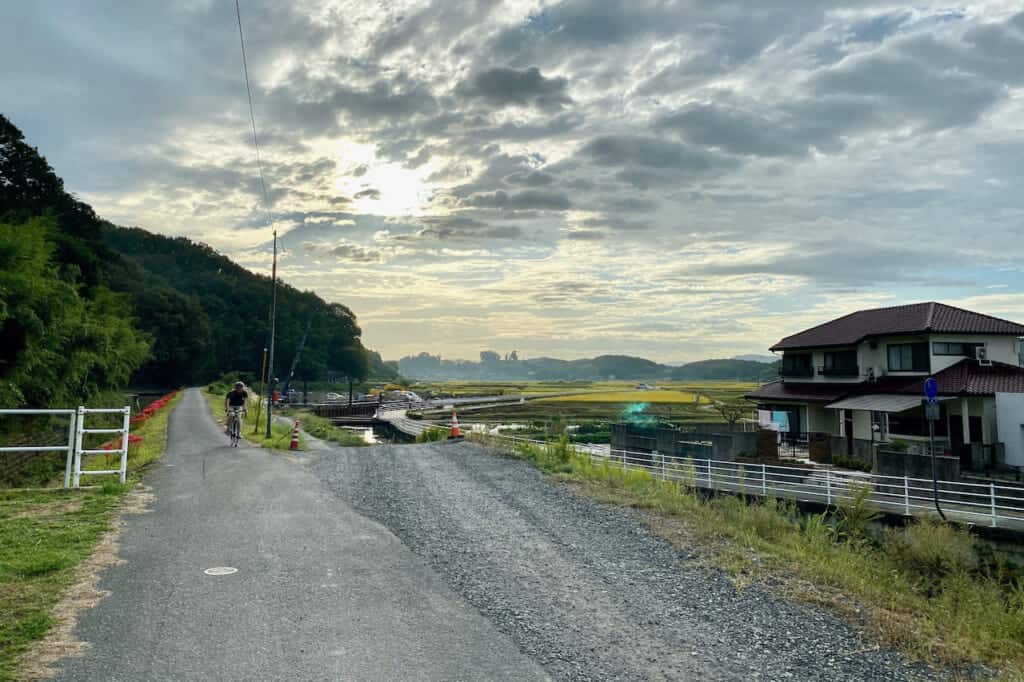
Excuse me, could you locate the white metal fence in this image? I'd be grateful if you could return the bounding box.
[478,434,1024,530]
[0,406,131,488]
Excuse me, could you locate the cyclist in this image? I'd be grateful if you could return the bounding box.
[225,381,248,442]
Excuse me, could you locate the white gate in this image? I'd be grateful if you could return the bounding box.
[0,405,131,488]
[74,407,132,487]
[0,409,78,487]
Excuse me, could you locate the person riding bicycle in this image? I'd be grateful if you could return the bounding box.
[225,382,248,424]
[226,381,248,410]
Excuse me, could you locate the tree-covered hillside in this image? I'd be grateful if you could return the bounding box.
[0,113,377,404]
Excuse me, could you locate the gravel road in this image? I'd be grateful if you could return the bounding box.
[315,440,934,681]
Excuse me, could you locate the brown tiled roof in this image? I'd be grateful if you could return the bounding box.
[745,381,850,403]
[746,360,1024,403]
[770,302,1024,351]
[893,360,1024,396]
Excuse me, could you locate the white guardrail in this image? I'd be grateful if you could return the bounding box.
[0,406,131,488]
[476,434,1024,529]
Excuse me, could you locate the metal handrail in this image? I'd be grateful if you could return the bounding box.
[475,433,1024,528]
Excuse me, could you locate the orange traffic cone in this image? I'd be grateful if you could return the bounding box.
[290,420,300,450]
[448,411,463,439]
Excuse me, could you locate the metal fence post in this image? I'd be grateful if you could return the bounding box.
[64,411,76,489]
[761,463,766,496]
[706,458,712,489]
[622,449,627,472]
[903,477,910,516]
[825,469,832,506]
[73,406,85,489]
[991,483,997,528]
[119,406,131,483]
[661,453,666,481]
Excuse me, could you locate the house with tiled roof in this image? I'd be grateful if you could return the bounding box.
[746,302,1024,472]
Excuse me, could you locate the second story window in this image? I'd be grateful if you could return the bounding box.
[933,341,983,357]
[780,353,813,377]
[822,350,858,376]
[888,342,929,372]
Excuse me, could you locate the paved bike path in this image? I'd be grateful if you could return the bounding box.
[54,388,546,681]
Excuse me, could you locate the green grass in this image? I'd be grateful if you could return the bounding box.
[203,391,307,451]
[415,427,449,443]
[476,434,1024,675]
[289,412,369,447]
[0,486,125,680]
[0,391,183,680]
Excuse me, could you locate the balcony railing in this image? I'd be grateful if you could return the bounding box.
[779,366,814,378]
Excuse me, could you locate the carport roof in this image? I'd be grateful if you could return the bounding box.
[826,394,944,412]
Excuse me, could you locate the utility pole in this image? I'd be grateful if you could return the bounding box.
[266,230,278,438]
[253,346,268,434]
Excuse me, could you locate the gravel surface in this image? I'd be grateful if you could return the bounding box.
[314,440,936,681]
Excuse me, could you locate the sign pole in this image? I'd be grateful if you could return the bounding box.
[923,377,946,521]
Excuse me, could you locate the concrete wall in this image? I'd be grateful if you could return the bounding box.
[829,436,875,467]
[875,448,960,481]
[612,424,756,462]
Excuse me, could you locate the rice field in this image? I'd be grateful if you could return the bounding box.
[537,390,710,404]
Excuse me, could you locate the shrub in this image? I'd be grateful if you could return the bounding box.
[832,455,872,472]
[886,518,978,592]
[832,482,880,543]
[416,427,449,443]
[888,439,910,452]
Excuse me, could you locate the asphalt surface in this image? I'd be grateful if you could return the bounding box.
[53,389,547,681]
[315,441,936,681]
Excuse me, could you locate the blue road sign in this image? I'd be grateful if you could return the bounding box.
[924,377,938,403]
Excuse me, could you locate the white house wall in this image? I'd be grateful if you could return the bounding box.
[852,409,873,440]
[929,334,1020,372]
[996,393,1024,468]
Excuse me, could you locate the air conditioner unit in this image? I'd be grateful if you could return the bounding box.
[976,345,992,366]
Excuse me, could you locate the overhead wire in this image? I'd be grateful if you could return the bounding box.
[233,0,278,437]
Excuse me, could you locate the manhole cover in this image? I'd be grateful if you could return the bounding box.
[203,566,238,576]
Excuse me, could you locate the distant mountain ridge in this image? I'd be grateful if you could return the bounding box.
[733,354,778,364]
[398,352,779,382]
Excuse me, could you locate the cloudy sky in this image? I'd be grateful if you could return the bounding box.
[3,1,1024,362]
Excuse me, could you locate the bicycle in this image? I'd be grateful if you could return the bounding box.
[226,406,246,447]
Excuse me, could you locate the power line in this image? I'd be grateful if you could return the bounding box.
[234,0,271,209]
[233,0,278,438]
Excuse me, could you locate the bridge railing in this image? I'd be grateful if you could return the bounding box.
[471,433,1024,529]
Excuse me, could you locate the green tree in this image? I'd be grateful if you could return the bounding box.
[0,218,150,407]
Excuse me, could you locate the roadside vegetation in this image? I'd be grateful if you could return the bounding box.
[415,427,449,443]
[202,387,306,452]
[0,390,183,681]
[484,435,1024,675]
[289,412,369,447]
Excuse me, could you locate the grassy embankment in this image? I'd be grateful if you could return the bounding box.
[286,411,369,447]
[481,435,1024,675]
[0,390,184,681]
[202,386,306,452]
